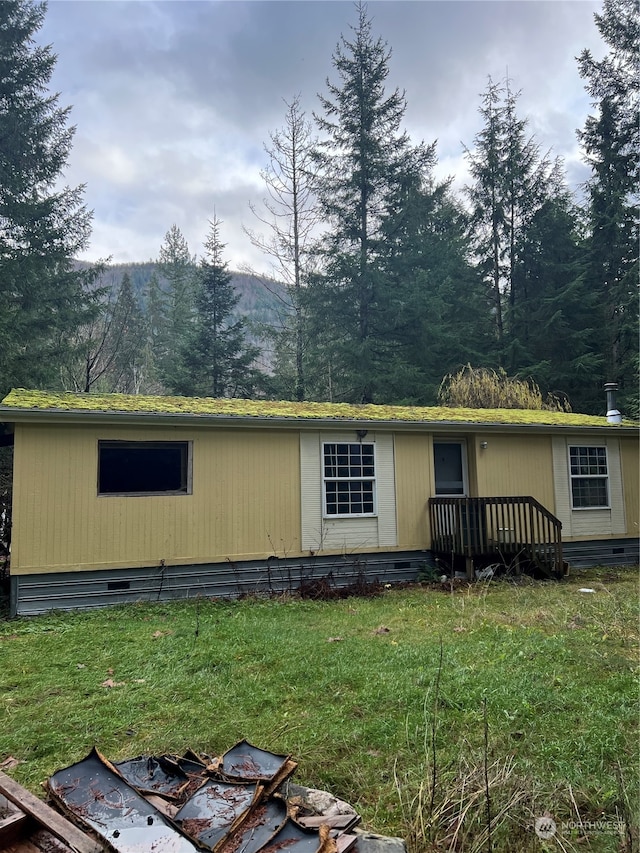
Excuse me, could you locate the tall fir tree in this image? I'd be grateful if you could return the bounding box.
[377,167,494,404]
[464,78,506,354]
[175,216,260,398]
[577,0,639,412]
[464,77,554,367]
[0,0,99,398]
[509,169,601,408]
[308,2,432,403]
[156,224,197,389]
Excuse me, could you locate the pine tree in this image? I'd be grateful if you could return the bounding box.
[175,217,260,398]
[309,2,431,403]
[509,169,601,409]
[464,77,553,365]
[0,0,98,398]
[156,224,197,388]
[464,78,507,354]
[377,169,494,404]
[577,0,639,410]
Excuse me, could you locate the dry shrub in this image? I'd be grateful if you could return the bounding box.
[395,752,635,853]
[438,366,571,412]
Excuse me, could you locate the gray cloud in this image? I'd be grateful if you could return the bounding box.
[40,0,602,270]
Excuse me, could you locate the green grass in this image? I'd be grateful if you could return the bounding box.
[1,567,638,852]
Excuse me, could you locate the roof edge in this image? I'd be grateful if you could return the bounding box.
[0,405,636,435]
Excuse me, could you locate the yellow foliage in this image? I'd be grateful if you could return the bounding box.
[438,366,572,412]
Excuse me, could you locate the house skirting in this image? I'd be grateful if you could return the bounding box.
[562,537,639,569]
[8,538,638,616]
[9,551,427,617]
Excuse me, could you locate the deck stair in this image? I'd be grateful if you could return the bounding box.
[428,496,568,579]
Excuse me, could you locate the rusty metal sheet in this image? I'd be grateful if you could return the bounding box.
[257,819,325,853]
[218,742,289,783]
[218,797,288,853]
[114,755,206,802]
[48,749,199,853]
[173,780,259,850]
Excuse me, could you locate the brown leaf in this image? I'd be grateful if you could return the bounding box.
[327,636,343,642]
[106,667,115,675]
[453,626,466,633]
[0,756,21,769]
[101,678,126,688]
[373,626,391,634]
[152,630,174,639]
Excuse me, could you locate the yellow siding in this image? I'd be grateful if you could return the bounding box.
[474,433,555,508]
[12,424,301,574]
[394,433,433,549]
[621,436,639,539]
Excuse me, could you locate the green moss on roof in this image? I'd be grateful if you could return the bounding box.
[0,388,628,428]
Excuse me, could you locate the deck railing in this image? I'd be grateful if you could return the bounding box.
[428,496,565,577]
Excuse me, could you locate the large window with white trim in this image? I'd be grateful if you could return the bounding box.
[323,442,376,516]
[569,445,609,509]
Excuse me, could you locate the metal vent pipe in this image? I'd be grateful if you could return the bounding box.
[604,382,622,424]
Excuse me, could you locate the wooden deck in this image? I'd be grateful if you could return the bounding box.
[428,496,567,579]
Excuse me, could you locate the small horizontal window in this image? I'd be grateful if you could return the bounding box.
[98,441,191,496]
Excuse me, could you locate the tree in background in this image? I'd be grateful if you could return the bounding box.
[61,272,147,393]
[438,365,570,411]
[245,96,319,401]
[376,167,494,404]
[175,216,260,398]
[509,168,601,409]
[309,2,432,403]
[0,0,99,399]
[155,224,197,389]
[577,0,639,412]
[108,272,148,393]
[464,77,555,366]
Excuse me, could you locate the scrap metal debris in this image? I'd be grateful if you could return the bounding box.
[0,742,362,853]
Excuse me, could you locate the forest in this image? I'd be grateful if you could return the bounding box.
[0,0,637,416]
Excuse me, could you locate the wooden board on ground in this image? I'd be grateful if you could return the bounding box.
[0,773,104,853]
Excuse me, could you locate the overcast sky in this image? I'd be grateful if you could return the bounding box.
[39,0,604,274]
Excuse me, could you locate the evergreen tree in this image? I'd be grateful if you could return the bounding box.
[156,224,197,388]
[175,217,260,398]
[464,78,507,354]
[0,0,98,398]
[377,169,494,404]
[510,170,601,409]
[577,0,639,410]
[309,2,431,403]
[464,77,553,366]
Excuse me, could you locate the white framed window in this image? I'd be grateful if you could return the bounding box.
[323,442,376,517]
[569,445,609,509]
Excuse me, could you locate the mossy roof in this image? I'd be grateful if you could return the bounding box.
[0,388,631,430]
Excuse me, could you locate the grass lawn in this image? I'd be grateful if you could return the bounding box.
[0,567,638,852]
